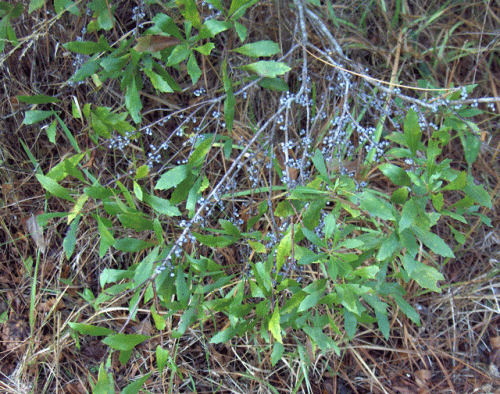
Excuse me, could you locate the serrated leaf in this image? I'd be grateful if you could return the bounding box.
[269,305,282,344]
[94,364,114,394]
[233,40,280,57]
[156,345,169,375]
[239,61,291,78]
[102,334,149,351]
[68,322,115,336]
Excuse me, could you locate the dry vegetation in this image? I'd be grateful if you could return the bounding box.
[0,0,499,393]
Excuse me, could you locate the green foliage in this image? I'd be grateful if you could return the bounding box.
[14,0,493,392]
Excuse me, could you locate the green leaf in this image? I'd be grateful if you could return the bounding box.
[391,187,409,204]
[156,345,169,375]
[45,121,57,144]
[166,44,190,66]
[379,163,412,187]
[399,199,418,232]
[68,322,115,336]
[375,310,390,339]
[187,53,202,84]
[114,238,155,252]
[210,327,238,343]
[121,373,151,394]
[23,110,56,125]
[233,40,280,57]
[63,38,110,54]
[175,0,201,28]
[28,0,44,13]
[18,95,61,104]
[411,225,454,258]
[102,334,149,351]
[258,77,289,92]
[151,309,166,330]
[222,59,235,131]
[357,191,394,221]
[197,19,231,39]
[376,232,399,261]
[404,109,422,156]
[133,251,156,286]
[176,272,190,307]
[152,13,183,39]
[343,310,357,340]
[192,232,238,247]
[144,69,174,93]
[142,193,181,216]
[229,0,259,18]
[301,227,326,248]
[36,174,75,202]
[233,20,247,41]
[463,131,481,165]
[125,78,142,123]
[431,192,444,211]
[194,42,215,55]
[156,165,188,190]
[269,305,282,344]
[94,364,114,394]
[63,215,80,259]
[392,293,420,325]
[239,61,291,78]
[441,171,467,191]
[54,0,80,15]
[271,342,284,366]
[463,174,492,208]
[188,136,213,168]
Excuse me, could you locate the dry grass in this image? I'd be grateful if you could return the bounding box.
[0,0,499,393]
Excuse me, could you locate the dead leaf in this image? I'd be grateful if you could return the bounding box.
[414,369,431,392]
[491,336,500,349]
[25,213,47,254]
[37,297,65,312]
[134,35,181,53]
